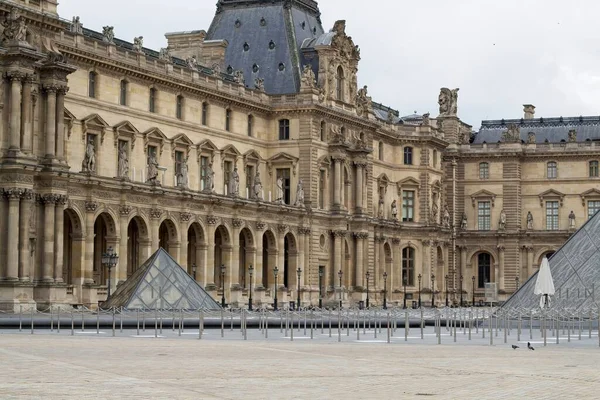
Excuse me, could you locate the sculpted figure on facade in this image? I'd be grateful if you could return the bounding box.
[356,85,372,117]
[301,65,316,89]
[147,153,159,184]
[229,167,240,196]
[212,63,221,75]
[438,87,459,117]
[81,137,96,173]
[254,77,265,92]
[132,36,144,53]
[118,142,129,179]
[295,179,305,207]
[442,204,450,227]
[159,48,172,63]
[528,131,536,144]
[431,193,439,223]
[329,125,347,145]
[422,113,431,126]
[253,171,263,200]
[568,129,577,142]
[2,8,28,45]
[177,157,189,188]
[186,55,198,70]
[501,124,521,143]
[499,209,507,230]
[102,26,115,44]
[204,163,214,192]
[276,177,284,204]
[71,16,83,35]
[391,199,398,220]
[460,212,467,230]
[378,196,384,219]
[526,211,534,230]
[569,210,576,228]
[234,70,245,85]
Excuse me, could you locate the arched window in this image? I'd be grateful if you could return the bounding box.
[176,95,184,120]
[279,119,290,140]
[149,87,156,113]
[403,147,413,165]
[119,80,127,106]
[88,71,97,98]
[547,161,557,179]
[320,121,326,141]
[402,247,415,286]
[225,109,231,131]
[478,253,491,288]
[336,66,344,101]
[247,115,253,137]
[479,162,489,179]
[378,142,384,161]
[201,102,208,126]
[590,160,599,177]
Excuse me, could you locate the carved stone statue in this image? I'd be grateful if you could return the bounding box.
[356,85,372,117]
[528,132,536,144]
[186,55,198,70]
[526,211,534,230]
[295,179,305,207]
[569,210,576,228]
[177,157,188,188]
[118,142,129,179]
[378,197,384,219]
[499,209,506,230]
[460,213,467,230]
[212,63,222,75]
[501,124,521,143]
[132,36,144,53]
[1,8,29,45]
[568,129,577,142]
[329,125,347,145]
[386,111,395,124]
[102,26,115,44]
[276,177,284,204]
[253,171,263,200]
[159,48,172,63]
[432,194,439,223]
[438,87,459,117]
[203,163,214,192]
[147,153,159,184]
[71,16,83,34]
[301,65,316,89]
[229,167,240,196]
[234,70,245,85]
[391,200,398,220]
[422,113,431,126]
[81,138,96,173]
[254,78,265,92]
[442,205,450,227]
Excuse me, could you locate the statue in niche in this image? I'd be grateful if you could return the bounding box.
[391,200,398,220]
[432,194,439,223]
[253,171,263,200]
[118,142,129,179]
[569,210,576,229]
[301,65,316,89]
[1,8,28,45]
[438,87,459,117]
[526,211,534,230]
[132,36,144,53]
[147,153,159,184]
[177,157,189,188]
[71,16,83,34]
[229,167,240,196]
[528,132,536,144]
[568,129,577,142]
[442,205,450,227]
[499,209,507,230]
[386,111,395,124]
[295,179,305,207]
[186,55,198,70]
[102,26,114,44]
[276,177,284,204]
[460,213,467,230]
[81,137,96,173]
[203,163,214,192]
[378,197,384,219]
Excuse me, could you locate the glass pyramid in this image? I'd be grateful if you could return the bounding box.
[502,210,600,311]
[102,248,221,310]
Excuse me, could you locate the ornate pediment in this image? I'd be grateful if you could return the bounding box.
[243,149,263,167]
[81,114,109,143]
[330,20,360,61]
[171,133,194,158]
[580,188,600,205]
[538,189,565,207]
[113,121,139,148]
[142,127,167,155]
[470,189,497,207]
[220,144,241,161]
[267,152,299,176]
[398,177,420,187]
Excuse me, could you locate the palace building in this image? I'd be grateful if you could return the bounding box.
[0,0,594,310]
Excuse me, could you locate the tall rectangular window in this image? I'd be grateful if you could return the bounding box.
[478,253,491,289]
[546,201,559,230]
[402,247,415,286]
[176,95,184,120]
[277,168,291,204]
[119,80,127,106]
[200,156,209,191]
[279,119,290,140]
[247,115,253,137]
[588,201,600,219]
[547,161,557,179]
[319,169,326,209]
[245,165,254,197]
[402,190,414,222]
[149,88,156,113]
[403,147,413,165]
[477,201,491,231]
[88,71,97,98]
[224,160,232,194]
[590,161,599,177]
[479,162,489,179]
[225,109,231,132]
[201,102,208,126]
[174,150,184,178]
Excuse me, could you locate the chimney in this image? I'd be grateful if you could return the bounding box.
[523,104,536,120]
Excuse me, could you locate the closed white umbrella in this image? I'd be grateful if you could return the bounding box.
[534,257,555,309]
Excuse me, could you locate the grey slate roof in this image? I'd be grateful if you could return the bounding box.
[474,116,600,144]
[206,0,324,94]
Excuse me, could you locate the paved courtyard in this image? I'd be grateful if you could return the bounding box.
[1,329,599,399]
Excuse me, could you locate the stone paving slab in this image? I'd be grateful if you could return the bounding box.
[1,332,599,399]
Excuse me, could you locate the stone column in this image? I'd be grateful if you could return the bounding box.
[332,231,344,288]
[0,194,6,280]
[196,244,206,284]
[277,225,287,278]
[354,233,366,289]
[497,246,505,291]
[21,77,34,154]
[55,87,68,160]
[205,216,218,287]
[254,234,264,290]
[5,189,22,281]
[230,219,243,287]
[8,72,24,151]
[179,213,191,271]
[297,228,306,287]
[118,206,132,284]
[19,190,34,281]
[392,238,401,291]
[421,240,432,290]
[84,201,98,285]
[303,230,310,288]
[150,209,162,252]
[373,235,379,288]
[42,194,56,282]
[460,246,468,279]
[44,85,58,159]
[526,246,534,279]
[332,157,343,208]
[54,195,67,283]
[354,162,366,214]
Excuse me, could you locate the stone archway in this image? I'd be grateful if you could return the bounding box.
[63,208,84,286]
[283,232,297,289]
[127,216,149,278]
[158,219,179,259]
[239,227,254,288]
[187,222,205,282]
[93,212,117,287]
[262,230,277,288]
[214,225,231,291]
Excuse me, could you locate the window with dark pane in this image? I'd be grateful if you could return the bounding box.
[279,119,290,140]
[277,168,291,204]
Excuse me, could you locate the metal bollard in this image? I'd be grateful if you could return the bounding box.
[221,309,224,338]
[155,309,158,338]
[405,311,408,342]
[420,308,424,340]
[337,310,341,343]
[329,309,332,338]
[387,312,391,344]
[453,312,457,343]
[291,312,294,342]
[136,309,140,336]
[112,308,116,337]
[81,308,84,332]
[97,310,100,335]
[31,307,34,335]
[57,307,61,333]
[50,306,54,332]
[19,305,22,332]
[120,307,123,333]
[71,310,74,336]
[311,309,314,340]
[468,311,472,341]
[199,310,203,340]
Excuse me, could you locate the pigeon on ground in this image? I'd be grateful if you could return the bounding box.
[527,342,535,350]
[511,345,519,350]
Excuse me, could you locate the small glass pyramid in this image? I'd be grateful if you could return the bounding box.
[503,210,600,311]
[102,248,221,310]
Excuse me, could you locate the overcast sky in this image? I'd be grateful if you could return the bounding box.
[58,0,600,129]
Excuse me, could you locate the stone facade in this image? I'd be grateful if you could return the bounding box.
[0,0,583,311]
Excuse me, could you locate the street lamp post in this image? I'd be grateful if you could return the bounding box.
[418,274,422,308]
[402,276,407,309]
[472,275,476,307]
[101,246,119,300]
[445,274,449,307]
[220,264,226,308]
[459,275,464,307]
[296,267,302,310]
[383,272,388,310]
[515,276,520,291]
[318,268,323,309]
[431,274,435,308]
[248,264,254,311]
[366,271,370,309]
[338,270,343,309]
[273,266,279,311]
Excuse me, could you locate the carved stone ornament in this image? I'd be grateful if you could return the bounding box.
[1,8,29,46]
[233,70,245,85]
[298,227,311,235]
[332,230,347,237]
[119,205,132,216]
[207,215,219,225]
[132,36,144,53]
[501,124,521,143]
[159,48,172,63]
[254,77,265,92]
[353,232,369,240]
[568,129,577,142]
[232,218,243,228]
[528,132,536,144]
[392,238,401,245]
[85,201,98,212]
[186,55,198,70]
[356,85,372,117]
[150,209,163,219]
[300,65,317,90]
[3,187,24,199]
[180,212,192,223]
[438,87,459,117]
[71,16,83,35]
[256,221,266,230]
[277,224,288,233]
[102,26,115,44]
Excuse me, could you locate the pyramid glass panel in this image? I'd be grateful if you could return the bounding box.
[102,248,221,310]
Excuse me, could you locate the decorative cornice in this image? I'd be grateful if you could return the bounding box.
[353,232,369,239]
[277,224,289,233]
